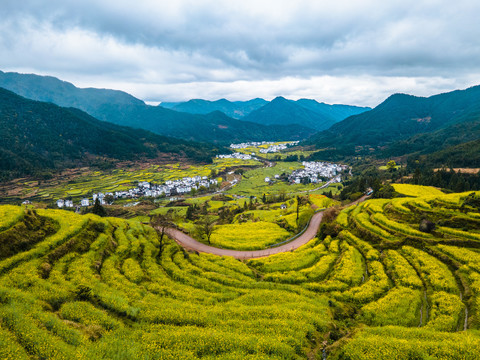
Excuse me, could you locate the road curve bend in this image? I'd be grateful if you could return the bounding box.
[165,211,324,259]
[165,195,369,259]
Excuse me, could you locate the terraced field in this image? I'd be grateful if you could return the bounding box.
[1,188,480,359]
[1,158,261,203]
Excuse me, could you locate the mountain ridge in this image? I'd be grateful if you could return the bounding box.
[242,96,370,131]
[161,98,268,119]
[307,84,480,153]
[0,87,220,179]
[0,70,315,144]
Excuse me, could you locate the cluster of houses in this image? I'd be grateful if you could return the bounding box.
[56,176,219,208]
[264,161,349,185]
[229,141,274,149]
[259,141,299,154]
[216,153,255,160]
[288,161,348,184]
[56,198,91,209]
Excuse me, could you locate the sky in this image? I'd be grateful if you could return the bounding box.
[1,0,480,107]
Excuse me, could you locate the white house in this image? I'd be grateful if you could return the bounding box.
[265,177,271,183]
[56,199,65,208]
[81,198,90,207]
[65,200,74,208]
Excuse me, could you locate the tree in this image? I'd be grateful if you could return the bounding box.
[262,193,267,204]
[195,216,217,245]
[150,214,173,256]
[104,194,114,205]
[92,198,106,217]
[186,205,195,220]
[386,160,397,171]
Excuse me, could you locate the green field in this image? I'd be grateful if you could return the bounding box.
[1,186,480,358]
[3,158,262,204]
[226,162,333,197]
[176,196,316,250]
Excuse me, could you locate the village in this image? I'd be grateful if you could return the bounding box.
[216,153,255,160]
[229,141,299,152]
[259,141,300,154]
[229,141,274,149]
[264,161,349,185]
[56,175,219,209]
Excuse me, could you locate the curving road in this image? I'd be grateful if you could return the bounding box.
[166,195,369,259]
[165,211,324,259]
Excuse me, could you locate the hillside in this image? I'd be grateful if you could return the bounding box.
[421,137,480,168]
[383,111,480,158]
[0,71,313,144]
[308,85,480,153]
[120,107,316,144]
[0,88,219,179]
[1,188,480,358]
[242,96,370,131]
[160,98,268,119]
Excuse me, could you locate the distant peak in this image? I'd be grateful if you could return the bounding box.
[271,96,289,102]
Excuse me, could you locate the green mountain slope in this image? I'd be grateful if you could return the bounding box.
[161,98,268,119]
[0,71,313,143]
[308,85,480,151]
[384,111,480,158]
[425,137,480,167]
[0,88,219,179]
[295,98,370,123]
[242,96,369,131]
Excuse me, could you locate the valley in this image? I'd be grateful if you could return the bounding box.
[1,72,480,359]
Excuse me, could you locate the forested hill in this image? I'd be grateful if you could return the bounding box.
[242,96,370,131]
[160,98,268,119]
[0,71,315,144]
[307,85,480,152]
[0,88,220,179]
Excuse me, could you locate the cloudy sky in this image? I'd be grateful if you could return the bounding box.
[1,0,479,107]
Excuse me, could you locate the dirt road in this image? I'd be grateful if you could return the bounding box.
[166,195,368,259]
[165,211,324,259]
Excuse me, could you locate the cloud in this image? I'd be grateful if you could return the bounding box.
[0,0,479,106]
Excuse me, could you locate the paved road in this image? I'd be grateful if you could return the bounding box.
[166,195,369,259]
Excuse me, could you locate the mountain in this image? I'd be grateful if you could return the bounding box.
[0,88,220,179]
[295,99,370,123]
[307,85,480,153]
[425,137,480,168]
[0,71,313,144]
[383,111,480,158]
[242,96,370,131]
[160,98,268,119]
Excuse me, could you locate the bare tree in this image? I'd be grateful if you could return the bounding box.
[195,215,217,245]
[150,213,173,256]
